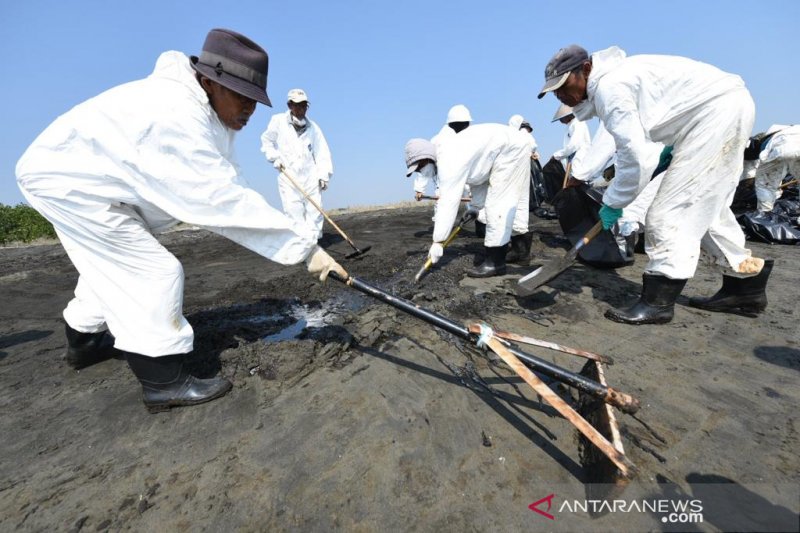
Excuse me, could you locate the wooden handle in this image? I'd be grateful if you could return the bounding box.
[484,335,637,478]
[421,195,471,202]
[474,325,612,364]
[279,166,356,247]
[561,160,573,189]
[580,221,604,247]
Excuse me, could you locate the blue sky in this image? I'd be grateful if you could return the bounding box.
[2,0,798,210]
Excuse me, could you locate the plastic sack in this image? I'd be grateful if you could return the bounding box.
[553,185,635,267]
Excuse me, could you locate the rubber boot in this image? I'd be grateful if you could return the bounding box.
[467,244,508,278]
[605,274,687,325]
[474,221,486,238]
[505,232,533,265]
[688,259,773,317]
[64,324,116,369]
[125,352,233,413]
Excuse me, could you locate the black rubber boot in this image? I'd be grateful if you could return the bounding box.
[125,352,233,413]
[505,232,533,265]
[688,259,773,317]
[467,245,508,278]
[474,221,486,238]
[64,324,116,369]
[605,274,687,325]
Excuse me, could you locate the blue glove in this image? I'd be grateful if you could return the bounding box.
[599,204,623,230]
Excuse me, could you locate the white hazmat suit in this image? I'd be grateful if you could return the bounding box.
[573,46,757,280]
[553,117,591,170]
[753,124,800,212]
[433,124,533,247]
[261,110,333,239]
[16,52,319,357]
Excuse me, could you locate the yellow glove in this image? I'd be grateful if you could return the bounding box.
[305,246,348,282]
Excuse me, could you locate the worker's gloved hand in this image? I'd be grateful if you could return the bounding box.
[428,242,444,264]
[306,246,348,282]
[653,145,674,177]
[319,180,328,191]
[599,204,624,230]
[590,175,608,188]
[273,159,284,171]
[415,191,424,201]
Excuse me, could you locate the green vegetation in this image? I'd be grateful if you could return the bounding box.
[0,203,56,245]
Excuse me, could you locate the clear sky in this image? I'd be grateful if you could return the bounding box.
[1,0,798,210]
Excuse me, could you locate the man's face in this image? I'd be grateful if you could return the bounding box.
[201,78,257,131]
[288,101,309,120]
[554,62,591,107]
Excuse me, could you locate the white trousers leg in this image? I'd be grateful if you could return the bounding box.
[644,90,755,279]
[63,276,109,333]
[19,187,193,356]
[511,164,531,236]
[305,185,324,240]
[279,176,321,239]
[484,152,530,247]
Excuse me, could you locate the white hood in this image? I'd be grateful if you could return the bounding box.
[572,46,627,122]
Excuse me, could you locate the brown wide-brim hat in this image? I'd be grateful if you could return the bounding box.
[191,28,272,106]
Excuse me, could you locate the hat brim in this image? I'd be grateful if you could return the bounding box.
[406,161,422,177]
[537,71,571,99]
[191,56,272,107]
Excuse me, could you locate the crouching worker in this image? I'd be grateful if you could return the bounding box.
[406,124,534,277]
[538,44,772,324]
[15,29,347,412]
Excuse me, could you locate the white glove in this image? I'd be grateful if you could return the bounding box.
[428,243,444,264]
[273,159,284,170]
[305,246,348,282]
[319,180,328,191]
[590,175,608,188]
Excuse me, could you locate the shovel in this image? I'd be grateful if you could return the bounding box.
[414,209,478,283]
[278,165,371,259]
[517,221,603,296]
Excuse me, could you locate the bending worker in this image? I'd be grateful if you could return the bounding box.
[406,123,534,277]
[413,104,473,202]
[15,29,347,412]
[538,44,772,324]
[261,88,333,240]
[750,124,800,213]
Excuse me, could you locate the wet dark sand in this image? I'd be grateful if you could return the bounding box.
[1,205,797,531]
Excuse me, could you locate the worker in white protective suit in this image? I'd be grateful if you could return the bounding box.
[509,114,540,161]
[261,88,333,240]
[407,124,534,277]
[750,124,800,212]
[413,105,474,226]
[551,103,591,172]
[416,104,473,201]
[405,137,438,202]
[15,29,347,412]
[539,44,772,324]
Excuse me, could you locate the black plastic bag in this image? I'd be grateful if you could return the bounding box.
[540,156,566,204]
[529,158,547,210]
[553,185,635,267]
[737,209,800,244]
